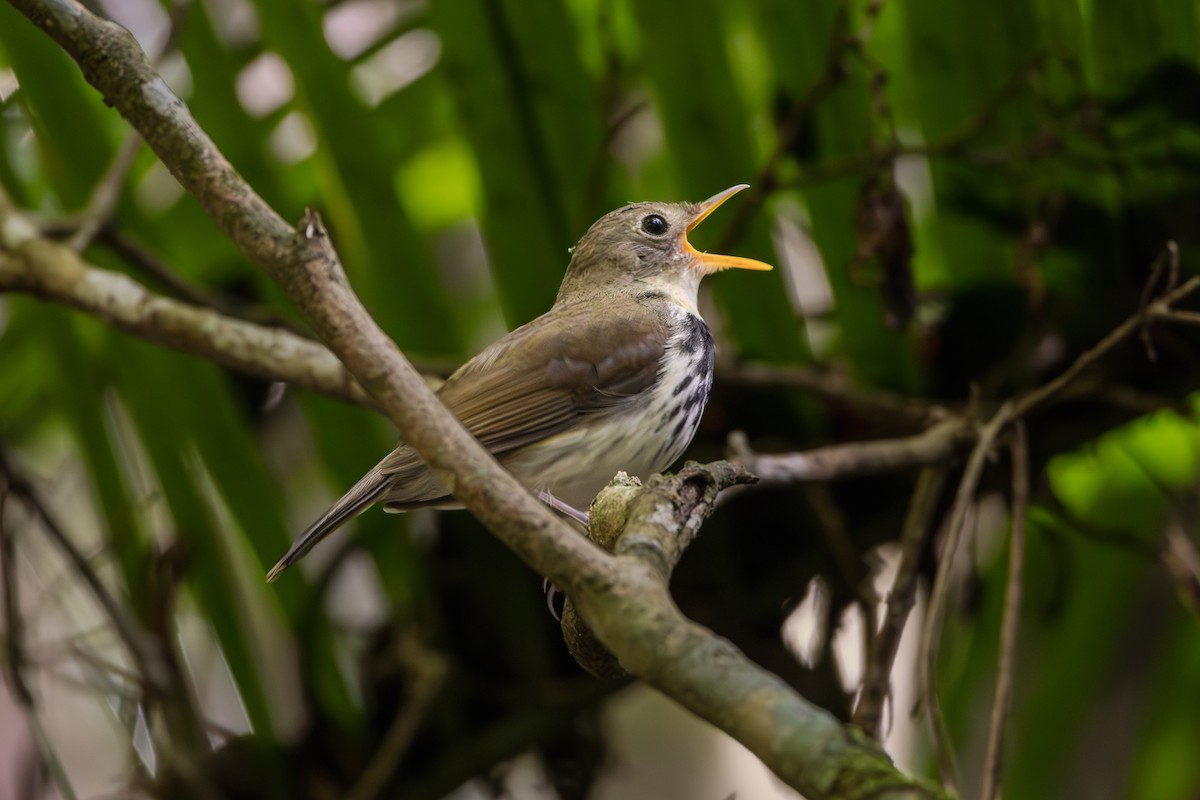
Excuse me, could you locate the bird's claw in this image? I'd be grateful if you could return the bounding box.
[543,577,565,621]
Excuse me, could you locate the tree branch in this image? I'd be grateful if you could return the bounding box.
[0,225,374,407]
[560,462,758,679]
[728,417,972,486]
[7,1,943,796]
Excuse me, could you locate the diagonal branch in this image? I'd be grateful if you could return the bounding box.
[1011,269,1200,418]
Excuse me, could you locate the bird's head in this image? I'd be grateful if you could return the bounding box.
[557,184,772,308]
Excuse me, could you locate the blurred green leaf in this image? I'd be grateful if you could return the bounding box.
[0,2,116,206]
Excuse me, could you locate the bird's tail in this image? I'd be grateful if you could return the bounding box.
[266,466,391,582]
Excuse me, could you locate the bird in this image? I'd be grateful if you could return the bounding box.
[267,184,771,582]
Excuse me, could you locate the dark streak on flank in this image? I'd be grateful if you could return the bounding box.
[680,314,716,379]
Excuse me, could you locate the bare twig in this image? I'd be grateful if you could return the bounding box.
[0,239,375,407]
[917,403,1013,794]
[345,634,447,800]
[1136,243,1180,362]
[100,228,317,339]
[1,460,174,697]
[854,467,947,738]
[720,360,939,427]
[979,422,1028,800]
[67,130,144,252]
[1,468,34,707]
[1159,309,1200,328]
[1012,268,1200,419]
[728,417,971,486]
[716,2,854,249]
[801,482,876,621]
[1163,521,1200,618]
[768,55,1048,192]
[1,470,82,800]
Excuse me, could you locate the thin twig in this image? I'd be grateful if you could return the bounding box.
[1012,269,1200,419]
[0,244,376,407]
[1163,521,1200,618]
[1136,243,1180,362]
[771,55,1047,192]
[854,466,947,738]
[979,422,1028,800]
[1,460,174,697]
[729,417,971,487]
[721,360,940,427]
[68,130,144,252]
[0,468,82,800]
[345,635,446,800]
[916,403,1013,795]
[801,482,876,622]
[1159,309,1200,328]
[101,227,319,339]
[716,2,854,250]
[0,469,31,704]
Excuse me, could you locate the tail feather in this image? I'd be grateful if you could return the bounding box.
[266,466,391,582]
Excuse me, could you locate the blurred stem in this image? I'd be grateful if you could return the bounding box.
[854,466,947,738]
[345,634,447,800]
[67,130,143,252]
[917,403,1013,795]
[980,423,1028,800]
[1012,267,1200,418]
[1,458,175,698]
[0,470,87,800]
[721,360,940,427]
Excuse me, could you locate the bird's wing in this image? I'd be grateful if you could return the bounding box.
[377,300,670,477]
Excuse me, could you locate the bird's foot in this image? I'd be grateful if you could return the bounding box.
[536,490,589,620]
[536,489,590,528]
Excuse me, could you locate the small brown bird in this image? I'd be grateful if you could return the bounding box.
[267,185,771,582]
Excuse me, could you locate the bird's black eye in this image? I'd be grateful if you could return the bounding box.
[641,214,669,236]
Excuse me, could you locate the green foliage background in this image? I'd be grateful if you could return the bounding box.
[2,0,1200,798]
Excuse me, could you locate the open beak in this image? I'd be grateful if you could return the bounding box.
[683,184,774,274]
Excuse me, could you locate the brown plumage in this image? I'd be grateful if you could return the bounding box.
[267,185,770,582]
